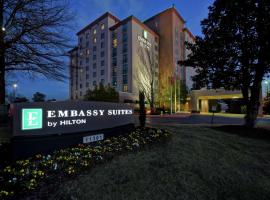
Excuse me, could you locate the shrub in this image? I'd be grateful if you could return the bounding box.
[0,127,171,199]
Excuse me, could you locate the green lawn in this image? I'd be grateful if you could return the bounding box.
[25,125,270,200]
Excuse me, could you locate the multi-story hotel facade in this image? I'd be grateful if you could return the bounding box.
[69,7,193,109]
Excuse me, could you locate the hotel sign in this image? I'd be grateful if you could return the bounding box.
[12,101,134,136]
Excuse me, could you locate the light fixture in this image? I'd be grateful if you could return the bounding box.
[13,83,18,88]
[1,27,5,31]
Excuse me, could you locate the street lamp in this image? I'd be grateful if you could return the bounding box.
[1,27,5,31]
[13,83,18,102]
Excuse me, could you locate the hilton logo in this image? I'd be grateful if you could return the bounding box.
[22,109,43,130]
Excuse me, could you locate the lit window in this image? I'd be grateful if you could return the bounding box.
[143,30,148,39]
[101,24,105,30]
[93,29,96,34]
[113,39,117,47]
[93,37,97,43]
[87,49,90,55]
[123,84,128,92]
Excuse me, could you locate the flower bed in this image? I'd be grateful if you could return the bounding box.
[0,127,171,199]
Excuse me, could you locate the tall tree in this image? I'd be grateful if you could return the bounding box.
[32,92,46,102]
[182,0,270,127]
[136,45,158,114]
[0,0,73,104]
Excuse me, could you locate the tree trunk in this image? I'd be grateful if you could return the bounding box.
[245,101,259,128]
[0,52,5,105]
[244,84,262,128]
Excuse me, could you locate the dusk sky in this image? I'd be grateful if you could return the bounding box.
[7,0,216,100]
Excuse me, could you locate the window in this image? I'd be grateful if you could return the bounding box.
[122,24,127,32]
[86,74,89,79]
[101,24,105,30]
[123,54,128,64]
[101,32,105,39]
[80,84,82,89]
[123,84,128,92]
[86,33,89,38]
[101,69,104,75]
[112,31,117,39]
[113,38,117,47]
[101,42,104,48]
[123,63,128,74]
[93,63,96,69]
[112,48,117,57]
[86,49,90,55]
[112,67,117,76]
[122,33,128,43]
[86,82,89,87]
[112,77,117,86]
[93,46,97,52]
[101,79,104,85]
[93,54,96,60]
[93,37,97,43]
[93,72,97,77]
[86,58,89,63]
[79,37,83,43]
[93,81,97,86]
[123,74,128,84]
[86,41,89,47]
[101,51,105,57]
[112,57,117,66]
[101,60,105,66]
[79,60,82,66]
[86,66,89,71]
[122,43,128,53]
[93,29,96,34]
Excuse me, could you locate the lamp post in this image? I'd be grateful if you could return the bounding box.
[12,83,18,102]
[264,80,269,100]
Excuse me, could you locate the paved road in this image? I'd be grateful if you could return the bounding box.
[145,113,270,126]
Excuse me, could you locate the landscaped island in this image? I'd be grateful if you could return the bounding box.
[0,127,171,199]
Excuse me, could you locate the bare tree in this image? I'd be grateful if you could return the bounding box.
[136,45,158,114]
[0,0,74,104]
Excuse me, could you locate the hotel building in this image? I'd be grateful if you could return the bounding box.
[70,7,203,112]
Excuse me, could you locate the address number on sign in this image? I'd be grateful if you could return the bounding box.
[83,134,104,144]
